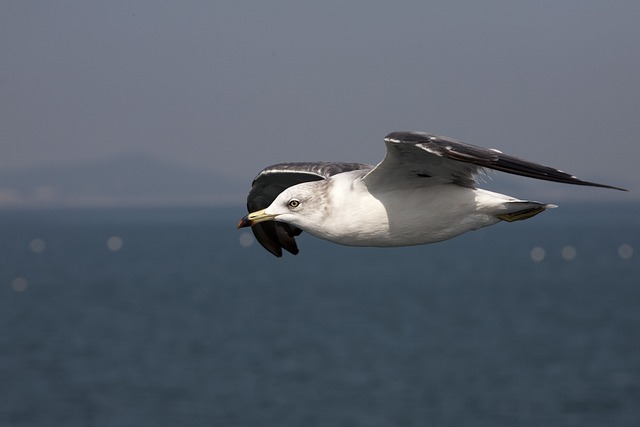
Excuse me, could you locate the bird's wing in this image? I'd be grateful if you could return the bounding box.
[363,131,626,190]
[246,162,373,257]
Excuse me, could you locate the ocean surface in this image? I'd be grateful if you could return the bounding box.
[1,203,639,427]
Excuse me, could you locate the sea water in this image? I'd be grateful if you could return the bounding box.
[1,204,639,426]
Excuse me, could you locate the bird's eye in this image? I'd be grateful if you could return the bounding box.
[288,199,300,208]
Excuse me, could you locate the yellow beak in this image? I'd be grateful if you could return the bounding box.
[237,209,277,229]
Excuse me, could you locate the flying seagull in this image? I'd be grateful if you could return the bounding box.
[238,131,626,257]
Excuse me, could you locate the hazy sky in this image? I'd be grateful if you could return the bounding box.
[2,1,638,198]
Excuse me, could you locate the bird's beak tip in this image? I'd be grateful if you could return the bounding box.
[237,209,275,229]
[237,216,251,229]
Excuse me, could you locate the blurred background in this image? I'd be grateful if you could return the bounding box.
[1,1,639,426]
[0,0,637,208]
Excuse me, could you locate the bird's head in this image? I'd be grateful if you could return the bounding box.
[237,181,329,231]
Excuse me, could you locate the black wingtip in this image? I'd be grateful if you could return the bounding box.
[244,221,301,258]
[385,131,628,192]
[603,184,628,192]
[562,178,628,192]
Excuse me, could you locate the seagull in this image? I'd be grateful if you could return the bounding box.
[238,131,626,257]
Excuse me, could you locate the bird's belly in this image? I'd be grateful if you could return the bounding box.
[315,185,502,247]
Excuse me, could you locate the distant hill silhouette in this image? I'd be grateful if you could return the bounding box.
[0,154,246,208]
[0,155,627,209]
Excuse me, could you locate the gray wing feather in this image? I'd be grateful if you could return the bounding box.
[365,131,626,191]
[247,162,372,257]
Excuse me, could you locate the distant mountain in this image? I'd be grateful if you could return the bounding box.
[0,155,628,209]
[0,154,246,208]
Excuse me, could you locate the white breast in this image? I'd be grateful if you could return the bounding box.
[305,172,507,247]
